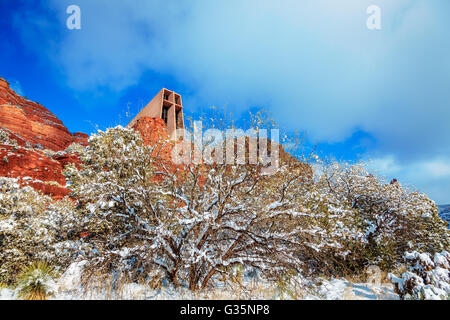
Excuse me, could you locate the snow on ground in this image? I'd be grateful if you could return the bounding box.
[0,280,398,300]
[0,288,15,300]
[306,278,398,300]
[0,261,399,300]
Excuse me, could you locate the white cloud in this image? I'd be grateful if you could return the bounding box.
[368,155,450,204]
[28,0,447,155]
[13,0,450,202]
[424,160,450,178]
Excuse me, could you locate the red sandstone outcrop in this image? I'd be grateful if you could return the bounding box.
[72,132,89,147]
[0,77,89,199]
[0,145,71,199]
[130,117,169,146]
[0,77,88,151]
[130,117,180,180]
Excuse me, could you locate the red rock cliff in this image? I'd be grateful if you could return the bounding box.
[0,77,88,199]
[0,77,88,151]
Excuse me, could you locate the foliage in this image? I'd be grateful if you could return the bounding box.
[43,142,86,158]
[390,251,450,300]
[64,124,316,290]
[64,142,86,155]
[0,128,18,146]
[313,161,449,274]
[2,105,447,298]
[0,177,84,285]
[63,120,450,293]
[16,261,57,300]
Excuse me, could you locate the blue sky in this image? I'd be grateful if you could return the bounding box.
[0,0,449,203]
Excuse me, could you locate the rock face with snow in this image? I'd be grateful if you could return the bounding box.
[0,77,178,199]
[0,77,88,199]
[0,77,181,199]
[0,77,88,151]
[0,145,73,199]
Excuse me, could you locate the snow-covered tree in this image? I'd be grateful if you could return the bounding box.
[65,125,318,290]
[0,178,83,285]
[63,126,177,284]
[316,161,449,272]
[64,123,449,292]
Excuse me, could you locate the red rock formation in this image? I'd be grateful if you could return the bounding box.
[0,145,71,199]
[131,117,169,146]
[130,117,181,181]
[72,132,89,147]
[0,77,88,151]
[0,77,89,199]
[54,153,83,170]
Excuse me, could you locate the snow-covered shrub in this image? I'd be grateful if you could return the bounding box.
[16,261,58,300]
[295,178,365,276]
[64,142,85,155]
[389,251,449,300]
[0,128,18,146]
[0,177,83,285]
[42,148,57,157]
[315,162,449,273]
[63,124,449,291]
[63,126,175,285]
[64,125,318,290]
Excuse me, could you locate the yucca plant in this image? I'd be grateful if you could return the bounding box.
[16,262,58,300]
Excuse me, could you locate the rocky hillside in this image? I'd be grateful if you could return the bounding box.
[0,77,88,199]
[0,76,176,200]
[0,77,88,151]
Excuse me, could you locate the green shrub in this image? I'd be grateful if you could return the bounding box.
[0,177,83,285]
[314,161,450,275]
[17,262,58,300]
